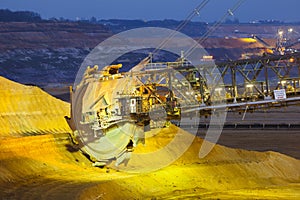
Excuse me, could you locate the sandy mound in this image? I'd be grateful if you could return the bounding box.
[0,76,71,136]
[0,127,299,199]
[0,76,299,199]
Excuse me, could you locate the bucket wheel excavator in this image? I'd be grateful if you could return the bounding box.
[65,59,208,167]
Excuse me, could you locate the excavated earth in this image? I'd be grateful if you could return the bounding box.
[0,76,300,199]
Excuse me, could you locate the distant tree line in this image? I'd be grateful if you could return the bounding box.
[0,9,42,22]
[1,8,300,26]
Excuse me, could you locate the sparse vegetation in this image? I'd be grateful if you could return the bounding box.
[0,9,42,22]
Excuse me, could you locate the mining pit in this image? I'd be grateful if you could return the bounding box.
[0,76,299,199]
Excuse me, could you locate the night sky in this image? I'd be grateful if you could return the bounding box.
[0,0,300,22]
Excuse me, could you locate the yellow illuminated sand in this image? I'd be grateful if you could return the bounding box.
[0,76,299,199]
[239,38,257,43]
[0,76,71,136]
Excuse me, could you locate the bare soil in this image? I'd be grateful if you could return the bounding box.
[0,76,299,199]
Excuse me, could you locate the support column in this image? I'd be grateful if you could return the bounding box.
[168,71,172,93]
[293,79,297,95]
[231,67,237,103]
[264,63,271,100]
[200,68,206,106]
[297,58,300,94]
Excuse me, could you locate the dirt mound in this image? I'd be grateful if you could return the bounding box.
[202,38,264,49]
[0,76,71,136]
[0,77,299,199]
[1,127,299,199]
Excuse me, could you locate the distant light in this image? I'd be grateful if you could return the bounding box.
[202,55,213,60]
[278,30,284,36]
[246,84,253,88]
[288,28,293,33]
[289,57,295,63]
